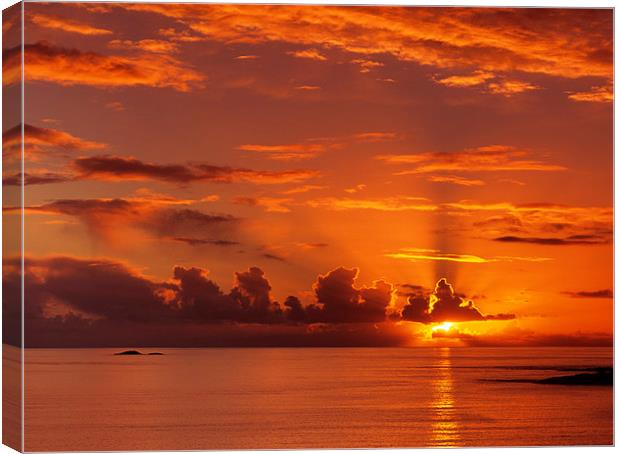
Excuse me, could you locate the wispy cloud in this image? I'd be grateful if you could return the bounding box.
[3,42,205,91]
[109,39,178,54]
[427,175,485,186]
[567,85,613,103]
[237,143,327,160]
[105,5,612,83]
[280,184,326,194]
[297,242,329,249]
[3,123,106,162]
[287,48,327,61]
[435,70,495,87]
[306,196,437,212]
[494,235,610,246]
[233,196,294,213]
[386,248,552,264]
[487,79,538,96]
[450,201,613,246]
[8,197,238,242]
[30,13,112,35]
[169,237,240,247]
[377,145,565,173]
[294,85,321,91]
[73,155,320,185]
[562,289,613,299]
[238,131,398,160]
[351,58,383,73]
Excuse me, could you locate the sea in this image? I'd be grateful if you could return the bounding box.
[13,346,614,451]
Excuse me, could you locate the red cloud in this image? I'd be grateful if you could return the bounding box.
[3,42,205,91]
[73,155,320,184]
[401,278,515,323]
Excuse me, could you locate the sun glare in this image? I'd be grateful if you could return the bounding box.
[431,322,454,332]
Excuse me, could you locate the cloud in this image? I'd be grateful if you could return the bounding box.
[306,196,437,212]
[280,184,326,194]
[16,198,238,241]
[8,255,608,348]
[238,131,397,160]
[172,266,243,321]
[344,184,367,193]
[3,171,74,186]
[446,201,613,246]
[178,264,397,325]
[173,265,290,324]
[9,156,320,187]
[437,72,538,96]
[233,196,293,213]
[401,278,515,323]
[397,283,428,298]
[562,289,613,299]
[106,5,612,85]
[387,248,490,264]
[435,70,495,87]
[494,235,610,246]
[229,267,284,322]
[3,123,106,161]
[6,256,417,347]
[158,27,203,43]
[567,85,613,103]
[73,155,319,184]
[377,145,565,173]
[262,253,287,262]
[351,58,383,73]
[29,13,112,35]
[3,41,205,91]
[10,256,174,322]
[295,85,320,91]
[427,175,485,186]
[283,296,307,322]
[304,267,395,323]
[105,101,125,111]
[237,143,327,160]
[170,237,240,247]
[487,79,538,96]
[74,155,201,182]
[385,248,551,264]
[352,132,398,141]
[109,39,179,54]
[296,242,329,249]
[6,256,283,329]
[287,48,327,61]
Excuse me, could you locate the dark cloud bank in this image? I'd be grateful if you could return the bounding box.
[401,278,515,323]
[2,257,609,348]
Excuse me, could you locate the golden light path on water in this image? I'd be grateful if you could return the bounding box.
[429,347,461,447]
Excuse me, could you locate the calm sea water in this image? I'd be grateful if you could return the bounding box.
[22,347,612,451]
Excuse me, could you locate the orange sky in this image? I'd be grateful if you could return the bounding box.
[2,3,613,347]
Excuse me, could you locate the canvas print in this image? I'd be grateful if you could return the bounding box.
[2,2,614,451]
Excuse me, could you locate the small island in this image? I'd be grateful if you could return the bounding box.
[535,368,612,386]
[486,367,612,387]
[114,350,164,356]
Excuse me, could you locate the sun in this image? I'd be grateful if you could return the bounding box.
[431,321,453,332]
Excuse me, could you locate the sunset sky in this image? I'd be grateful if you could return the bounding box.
[2,3,613,347]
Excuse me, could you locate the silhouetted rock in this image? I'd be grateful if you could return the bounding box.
[114,350,164,356]
[484,367,612,386]
[536,368,612,386]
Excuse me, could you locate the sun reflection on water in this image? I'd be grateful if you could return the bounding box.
[429,347,461,447]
